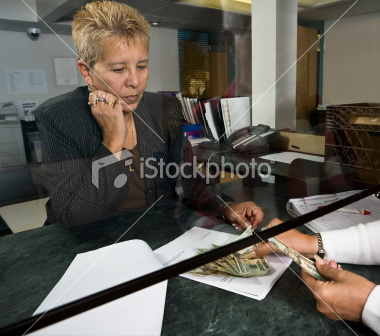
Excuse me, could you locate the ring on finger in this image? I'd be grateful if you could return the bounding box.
[105,101,115,107]
[253,207,263,211]
[97,97,106,102]
[88,102,96,106]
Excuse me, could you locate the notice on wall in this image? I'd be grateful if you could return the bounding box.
[54,57,78,85]
[6,69,47,94]
[19,100,39,121]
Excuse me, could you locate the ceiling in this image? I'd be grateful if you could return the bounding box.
[1,0,380,36]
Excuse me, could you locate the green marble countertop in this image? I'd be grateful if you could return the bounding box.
[0,181,377,335]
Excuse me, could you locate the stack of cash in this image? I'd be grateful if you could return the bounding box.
[189,227,271,278]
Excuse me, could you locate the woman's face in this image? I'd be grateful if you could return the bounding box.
[90,37,149,112]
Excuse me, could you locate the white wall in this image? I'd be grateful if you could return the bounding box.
[0,27,179,115]
[0,30,85,113]
[323,11,380,105]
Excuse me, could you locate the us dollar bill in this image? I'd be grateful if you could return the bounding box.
[267,235,326,281]
[190,226,271,278]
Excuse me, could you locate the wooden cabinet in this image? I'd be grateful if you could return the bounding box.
[296,26,319,130]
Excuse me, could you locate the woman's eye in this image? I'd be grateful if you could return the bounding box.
[138,65,147,70]
[113,68,124,73]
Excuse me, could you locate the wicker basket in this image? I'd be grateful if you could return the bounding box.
[325,103,380,171]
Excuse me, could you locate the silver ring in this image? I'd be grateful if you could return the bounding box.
[97,97,106,102]
[88,102,96,106]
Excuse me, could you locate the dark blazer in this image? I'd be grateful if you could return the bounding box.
[34,86,232,233]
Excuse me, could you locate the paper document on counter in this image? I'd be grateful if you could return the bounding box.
[259,151,324,164]
[31,240,167,336]
[155,227,291,300]
[287,190,380,232]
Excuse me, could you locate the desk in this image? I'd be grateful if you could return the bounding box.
[0,181,377,335]
[192,145,363,198]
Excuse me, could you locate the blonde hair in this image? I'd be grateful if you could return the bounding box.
[72,1,151,68]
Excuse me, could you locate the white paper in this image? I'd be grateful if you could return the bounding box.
[54,58,79,86]
[260,151,325,164]
[204,102,219,141]
[189,137,211,145]
[31,240,167,336]
[221,97,251,133]
[19,100,39,121]
[155,227,291,301]
[6,69,47,94]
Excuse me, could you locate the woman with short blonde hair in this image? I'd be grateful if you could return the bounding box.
[72,1,151,68]
[34,0,263,233]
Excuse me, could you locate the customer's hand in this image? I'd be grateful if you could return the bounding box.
[89,90,128,153]
[224,201,264,230]
[302,257,376,322]
[251,218,318,259]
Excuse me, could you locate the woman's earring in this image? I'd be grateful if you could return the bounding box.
[88,84,97,92]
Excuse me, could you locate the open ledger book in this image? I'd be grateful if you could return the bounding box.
[31,228,291,335]
[286,190,380,233]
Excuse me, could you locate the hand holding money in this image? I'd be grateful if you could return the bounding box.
[251,218,319,259]
[267,235,326,281]
[251,218,325,281]
[302,258,376,322]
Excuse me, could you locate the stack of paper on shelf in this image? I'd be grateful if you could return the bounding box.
[220,97,251,135]
[221,99,233,138]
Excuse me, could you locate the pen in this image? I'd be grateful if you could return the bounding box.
[317,206,371,215]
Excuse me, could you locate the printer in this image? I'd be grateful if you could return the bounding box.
[0,102,19,124]
[0,102,26,166]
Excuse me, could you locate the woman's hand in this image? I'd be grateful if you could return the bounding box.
[223,201,264,230]
[251,218,318,259]
[302,258,376,322]
[89,90,128,153]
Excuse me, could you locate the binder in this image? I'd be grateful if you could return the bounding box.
[203,98,226,142]
[286,190,380,233]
